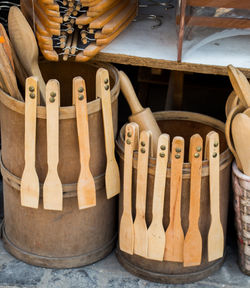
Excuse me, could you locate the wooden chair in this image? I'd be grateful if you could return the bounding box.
[177,0,250,62]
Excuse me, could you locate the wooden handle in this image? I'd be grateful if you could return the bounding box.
[119,70,143,114]
[164,136,185,262]
[206,131,224,261]
[0,23,14,70]
[74,77,96,209]
[88,0,119,12]
[227,65,250,107]
[152,134,170,222]
[123,123,139,212]
[188,134,203,224]
[135,130,151,216]
[20,77,39,208]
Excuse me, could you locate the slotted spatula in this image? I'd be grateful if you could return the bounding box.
[43,80,63,210]
[183,134,203,266]
[20,77,40,208]
[96,68,120,199]
[74,77,96,209]
[134,130,152,257]
[147,133,170,261]
[164,137,185,262]
[119,122,139,255]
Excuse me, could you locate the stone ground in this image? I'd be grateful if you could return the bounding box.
[0,240,249,288]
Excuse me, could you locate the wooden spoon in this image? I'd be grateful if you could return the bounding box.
[164,136,185,262]
[96,68,120,199]
[74,77,96,209]
[43,80,63,210]
[134,130,152,257]
[225,91,239,118]
[8,6,46,104]
[205,131,224,262]
[119,122,139,255]
[147,134,170,261]
[183,134,203,267]
[20,77,40,208]
[225,104,244,171]
[232,113,250,176]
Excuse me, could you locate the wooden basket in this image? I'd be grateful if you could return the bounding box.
[232,161,250,275]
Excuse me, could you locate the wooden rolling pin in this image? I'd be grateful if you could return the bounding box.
[119,71,161,156]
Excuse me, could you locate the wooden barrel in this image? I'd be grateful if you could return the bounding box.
[0,61,119,268]
[116,111,233,284]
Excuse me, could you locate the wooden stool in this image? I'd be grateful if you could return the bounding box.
[177,0,250,62]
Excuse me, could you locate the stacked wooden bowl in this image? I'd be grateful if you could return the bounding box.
[20,0,137,61]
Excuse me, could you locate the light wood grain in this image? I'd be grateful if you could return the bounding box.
[20,77,40,208]
[134,130,151,257]
[119,70,161,156]
[147,134,170,261]
[183,134,203,267]
[96,68,120,199]
[205,131,224,262]
[119,122,139,254]
[8,6,46,104]
[43,80,63,210]
[74,77,96,209]
[164,137,185,262]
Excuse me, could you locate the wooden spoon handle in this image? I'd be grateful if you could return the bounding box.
[119,70,143,114]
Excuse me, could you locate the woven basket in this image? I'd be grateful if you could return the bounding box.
[232,161,250,275]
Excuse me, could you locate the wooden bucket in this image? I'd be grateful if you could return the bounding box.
[232,161,250,275]
[116,111,233,284]
[0,61,119,268]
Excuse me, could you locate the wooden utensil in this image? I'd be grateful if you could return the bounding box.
[43,80,63,210]
[227,65,250,108]
[8,6,46,104]
[205,131,224,262]
[74,77,96,209]
[0,45,23,101]
[119,122,139,254]
[20,77,40,208]
[119,71,161,156]
[147,133,170,261]
[183,134,203,267]
[225,91,239,118]
[225,103,244,171]
[96,68,120,199]
[134,130,152,257]
[164,136,185,262]
[232,113,250,176]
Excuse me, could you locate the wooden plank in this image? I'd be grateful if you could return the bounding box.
[187,0,250,9]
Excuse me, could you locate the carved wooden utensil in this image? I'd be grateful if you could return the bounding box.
[119,70,161,156]
[43,80,63,210]
[96,68,120,199]
[8,6,46,104]
[20,77,40,208]
[119,122,139,255]
[134,130,152,257]
[147,134,170,261]
[183,134,203,267]
[74,77,96,209]
[164,136,185,262]
[205,131,224,262]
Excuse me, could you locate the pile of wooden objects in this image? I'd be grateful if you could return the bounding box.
[20,0,137,61]
[225,64,250,275]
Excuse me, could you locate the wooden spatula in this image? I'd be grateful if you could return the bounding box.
[205,131,224,262]
[20,77,40,208]
[134,130,152,257]
[8,6,46,104]
[119,71,161,156]
[43,80,63,211]
[164,136,185,262]
[74,77,96,209]
[147,133,170,261]
[232,113,250,176]
[96,68,120,199]
[119,122,139,255]
[183,134,203,267]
